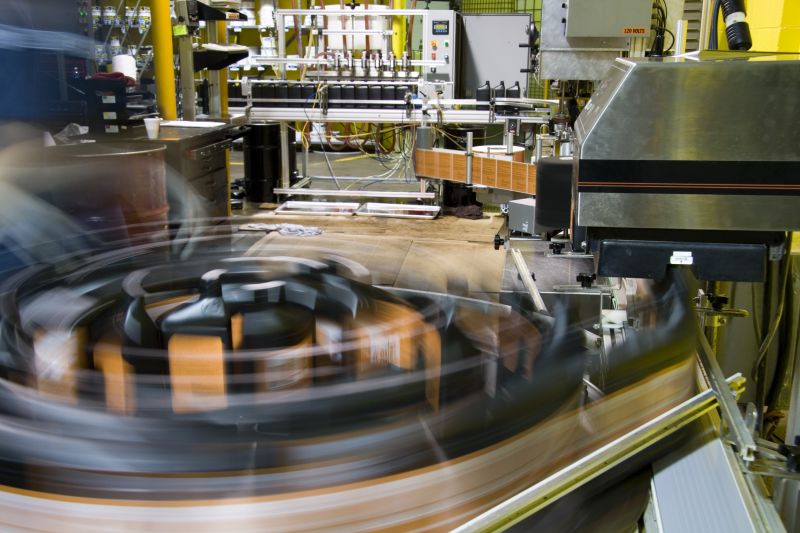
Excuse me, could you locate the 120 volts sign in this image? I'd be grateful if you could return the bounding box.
[623,27,647,35]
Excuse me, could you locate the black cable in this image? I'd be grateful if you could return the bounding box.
[709,0,721,50]
[664,28,676,52]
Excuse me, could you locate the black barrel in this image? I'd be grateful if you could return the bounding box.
[395,85,408,109]
[381,85,395,109]
[534,157,572,232]
[355,85,368,109]
[244,124,296,203]
[368,85,381,109]
[341,85,355,108]
[275,83,288,108]
[329,85,342,108]
[262,84,275,107]
[228,82,242,100]
[288,83,302,108]
[301,84,316,109]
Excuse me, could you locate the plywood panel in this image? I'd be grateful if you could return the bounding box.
[527,163,537,194]
[414,149,536,194]
[512,162,528,193]
[452,153,467,183]
[496,160,512,190]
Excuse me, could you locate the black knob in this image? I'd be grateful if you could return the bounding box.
[707,294,729,311]
[577,273,596,288]
[494,235,505,250]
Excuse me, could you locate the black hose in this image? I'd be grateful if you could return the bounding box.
[719,0,752,50]
[709,0,721,49]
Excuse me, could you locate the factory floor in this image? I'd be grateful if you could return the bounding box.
[229,146,516,297]
[228,147,582,297]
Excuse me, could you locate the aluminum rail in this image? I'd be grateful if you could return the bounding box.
[274,188,436,199]
[510,248,547,313]
[248,107,549,124]
[695,319,758,462]
[248,56,447,67]
[453,374,746,533]
[277,9,438,15]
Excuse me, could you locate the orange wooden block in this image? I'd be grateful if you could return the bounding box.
[496,160,512,190]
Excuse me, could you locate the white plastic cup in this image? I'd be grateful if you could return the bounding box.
[144,117,161,140]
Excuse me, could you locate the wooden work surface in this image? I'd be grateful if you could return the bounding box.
[244,213,507,295]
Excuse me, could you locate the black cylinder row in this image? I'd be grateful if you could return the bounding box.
[476,80,521,113]
[232,83,417,110]
[243,123,297,204]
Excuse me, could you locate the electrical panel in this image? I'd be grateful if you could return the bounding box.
[565,0,652,39]
[422,10,457,99]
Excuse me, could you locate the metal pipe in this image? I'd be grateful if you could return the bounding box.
[505,129,514,155]
[676,19,688,54]
[302,141,309,181]
[465,131,473,186]
[391,0,407,58]
[152,0,177,119]
[208,22,221,117]
[280,122,291,189]
[274,188,436,199]
[511,249,546,312]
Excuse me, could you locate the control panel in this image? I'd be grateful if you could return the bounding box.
[423,10,457,99]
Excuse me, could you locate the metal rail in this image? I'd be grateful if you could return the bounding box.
[248,107,549,125]
[695,319,758,462]
[453,374,746,533]
[274,188,435,199]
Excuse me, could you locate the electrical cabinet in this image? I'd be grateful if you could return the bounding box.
[565,0,652,39]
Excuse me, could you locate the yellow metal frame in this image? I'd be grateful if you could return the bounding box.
[152,0,177,120]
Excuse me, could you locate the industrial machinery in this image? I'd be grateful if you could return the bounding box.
[236,7,549,198]
[573,53,800,282]
[0,219,701,531]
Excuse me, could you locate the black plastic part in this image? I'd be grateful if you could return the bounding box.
[196,2,247,22]
[577,273,596,288]
[535,157,572,232]
[549,242,564,255]
[494,234,505,250]
[192,50,249,72]
[720,0,752,50]
[504,81,521,113]
[596,240,767,282]
[476,81,490,110]
[707,294,729,311]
